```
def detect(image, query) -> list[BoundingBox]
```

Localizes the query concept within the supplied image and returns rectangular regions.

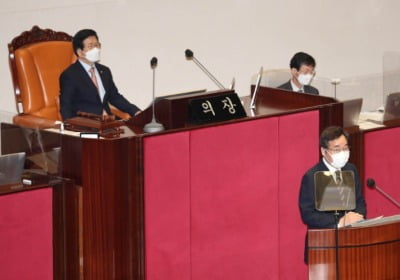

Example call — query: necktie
[335,170,342,184]
[89,67,99,90]
[298,89,304,93]
[89,66,107,117]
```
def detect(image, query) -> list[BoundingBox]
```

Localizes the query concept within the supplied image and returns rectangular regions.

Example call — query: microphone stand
[143,57,164,133]
[250,66,263,109]
[366,178,400,208]
[334,211,340,280]
[185,49,225,89]
[374,186,400,208]
[331,78,340,100]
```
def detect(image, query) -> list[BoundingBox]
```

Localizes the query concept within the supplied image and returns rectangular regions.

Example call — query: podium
[308,219,400,279]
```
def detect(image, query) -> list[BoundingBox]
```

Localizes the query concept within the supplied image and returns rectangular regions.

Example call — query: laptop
[359,92,400,126]
[383,91,400,122]
[0,152,26,185]
[342,98,363,127]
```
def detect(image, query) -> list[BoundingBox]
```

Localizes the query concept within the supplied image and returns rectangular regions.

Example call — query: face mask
[297,73,313,86]
[329,150,350,169]
[85,47,101,63]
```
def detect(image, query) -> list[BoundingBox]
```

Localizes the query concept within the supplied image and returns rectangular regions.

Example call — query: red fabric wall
[0,188,53,280]
[277,113,319,279]
[364,127,400,217]
[144,111,319,280]
[189,118,280,279]
[144,132,191,280]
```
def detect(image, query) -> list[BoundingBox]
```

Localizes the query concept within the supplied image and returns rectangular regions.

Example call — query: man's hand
[338,211,364,227]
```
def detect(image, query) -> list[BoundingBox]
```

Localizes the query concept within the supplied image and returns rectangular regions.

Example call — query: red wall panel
[364,127,400,217]
[277,111,319,279]
[190,118,279,280]
[0,188,53,280]
[144,132,191,280]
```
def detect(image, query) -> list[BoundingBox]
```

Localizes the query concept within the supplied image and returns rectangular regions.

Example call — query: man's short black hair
[320,126,349,149]
[72,29,99,56]
[290,52,316,71]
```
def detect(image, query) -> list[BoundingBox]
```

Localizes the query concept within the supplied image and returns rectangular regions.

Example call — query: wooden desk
[308,220,400,279]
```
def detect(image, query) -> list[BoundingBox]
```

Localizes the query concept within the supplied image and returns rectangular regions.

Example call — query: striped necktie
[335,170,342,184]
[89,66,107,117]
[89,67,99,91]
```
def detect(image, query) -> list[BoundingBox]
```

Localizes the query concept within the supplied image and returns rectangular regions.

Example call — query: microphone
[185,49,226,89]
[250,66,263,109]
[143,57,165,133]
[229,77,235,90]
[366,178,400,208]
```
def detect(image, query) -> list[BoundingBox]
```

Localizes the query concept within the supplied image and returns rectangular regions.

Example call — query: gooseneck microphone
[185,49,225,89]
[250,66,263,109]
[143,57,165,133]
[366,178,400,208]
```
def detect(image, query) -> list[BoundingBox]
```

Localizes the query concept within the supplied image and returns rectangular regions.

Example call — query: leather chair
[8,26,76,128]
[250,69,291,88]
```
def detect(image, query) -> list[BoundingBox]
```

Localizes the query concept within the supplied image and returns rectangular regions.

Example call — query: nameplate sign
[188,93,247,124]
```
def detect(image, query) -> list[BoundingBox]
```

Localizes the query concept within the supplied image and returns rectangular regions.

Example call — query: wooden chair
[8,25,76,128]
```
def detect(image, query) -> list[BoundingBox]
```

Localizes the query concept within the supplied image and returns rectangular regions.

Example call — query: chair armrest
[13,114,57,129]
[110,105,131,120]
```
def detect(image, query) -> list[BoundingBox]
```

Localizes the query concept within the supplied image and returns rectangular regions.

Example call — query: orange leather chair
[8,26,76,128]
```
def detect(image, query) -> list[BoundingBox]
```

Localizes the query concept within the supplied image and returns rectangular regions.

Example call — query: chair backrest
[250,69,291,88]
[8,26,76,122]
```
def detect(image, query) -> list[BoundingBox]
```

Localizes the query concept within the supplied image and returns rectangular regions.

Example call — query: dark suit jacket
[60,61,140,120]
[278,80,319,95]
[299,160,367,263]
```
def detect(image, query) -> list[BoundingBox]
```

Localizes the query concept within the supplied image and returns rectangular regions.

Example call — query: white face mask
[297,73,313,86]
[85,47,101,63]
[329,150,350,169]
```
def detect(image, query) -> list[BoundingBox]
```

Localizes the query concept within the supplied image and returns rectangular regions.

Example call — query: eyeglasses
[84,42,101,50]
[327,146,350,154]
[298,70,316,76]
[297,65,316,76]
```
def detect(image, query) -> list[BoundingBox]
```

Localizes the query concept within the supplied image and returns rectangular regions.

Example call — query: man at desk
[278,52,319,95]
[60,29,141,120]
[299,126,366,261]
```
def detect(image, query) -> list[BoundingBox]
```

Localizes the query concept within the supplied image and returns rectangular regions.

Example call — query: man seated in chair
[59,29,141,120]
[278,52,319,95]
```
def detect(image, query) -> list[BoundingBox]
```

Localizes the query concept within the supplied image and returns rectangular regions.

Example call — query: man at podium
[298,126,366,261]
[299,126,366,228]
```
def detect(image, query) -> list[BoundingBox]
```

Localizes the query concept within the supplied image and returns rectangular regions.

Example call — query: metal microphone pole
[367,178,400,208]
[250,66,263,109]
[331,78,340,100]
[185,49,226,89]
[375,186,400,208]
[143,57,165,133]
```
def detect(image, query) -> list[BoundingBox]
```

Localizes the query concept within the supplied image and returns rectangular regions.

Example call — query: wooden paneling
[308,222,400,279]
